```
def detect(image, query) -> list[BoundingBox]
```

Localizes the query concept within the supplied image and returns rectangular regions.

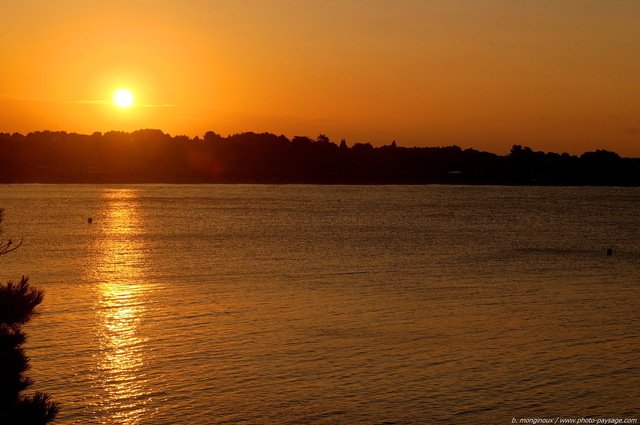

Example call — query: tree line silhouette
[1,130,639,185]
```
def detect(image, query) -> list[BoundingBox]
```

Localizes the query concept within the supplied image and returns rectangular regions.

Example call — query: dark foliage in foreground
[0,209,60,424]
[0,281,60,424]
[1,130,639,185]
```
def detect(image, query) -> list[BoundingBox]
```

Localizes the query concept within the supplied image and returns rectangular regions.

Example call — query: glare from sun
[113,89,134,108]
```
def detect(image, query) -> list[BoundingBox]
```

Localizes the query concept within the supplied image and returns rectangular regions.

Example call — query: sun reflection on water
[90,189,153,424]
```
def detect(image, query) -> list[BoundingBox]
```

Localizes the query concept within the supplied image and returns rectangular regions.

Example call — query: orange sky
[1,0,639,155]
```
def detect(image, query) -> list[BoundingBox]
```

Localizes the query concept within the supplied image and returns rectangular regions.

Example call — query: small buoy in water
[88,217,93,224]
[606,248,613,256]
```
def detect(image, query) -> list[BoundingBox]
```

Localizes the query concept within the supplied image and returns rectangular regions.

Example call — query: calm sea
[0,184,638,424]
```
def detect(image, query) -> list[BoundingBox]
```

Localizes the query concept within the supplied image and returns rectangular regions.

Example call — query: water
[0,184,638,424]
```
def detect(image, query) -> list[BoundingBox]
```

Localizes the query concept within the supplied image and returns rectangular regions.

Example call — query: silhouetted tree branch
[0,210,60,424]
[0,209,22,256]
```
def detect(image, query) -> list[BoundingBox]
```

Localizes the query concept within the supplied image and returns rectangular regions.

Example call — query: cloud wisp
[0,94,174,108]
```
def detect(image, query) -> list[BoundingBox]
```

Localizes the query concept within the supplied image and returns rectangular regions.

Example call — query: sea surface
[0,184,638,424]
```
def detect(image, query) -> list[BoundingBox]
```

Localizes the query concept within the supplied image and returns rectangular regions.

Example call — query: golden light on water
[91,189,152,424]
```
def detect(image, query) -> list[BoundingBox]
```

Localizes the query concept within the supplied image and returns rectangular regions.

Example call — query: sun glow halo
[113,89,134,108]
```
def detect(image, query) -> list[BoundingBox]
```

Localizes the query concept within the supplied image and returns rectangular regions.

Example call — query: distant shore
[2,130,639,186]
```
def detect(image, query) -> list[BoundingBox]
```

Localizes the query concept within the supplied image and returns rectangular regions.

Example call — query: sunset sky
[2,0,639,155]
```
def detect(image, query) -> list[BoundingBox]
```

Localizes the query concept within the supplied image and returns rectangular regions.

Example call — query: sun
[113,89,134,108]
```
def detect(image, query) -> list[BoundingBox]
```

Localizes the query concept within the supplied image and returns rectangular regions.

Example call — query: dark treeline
[1,129,639,185]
